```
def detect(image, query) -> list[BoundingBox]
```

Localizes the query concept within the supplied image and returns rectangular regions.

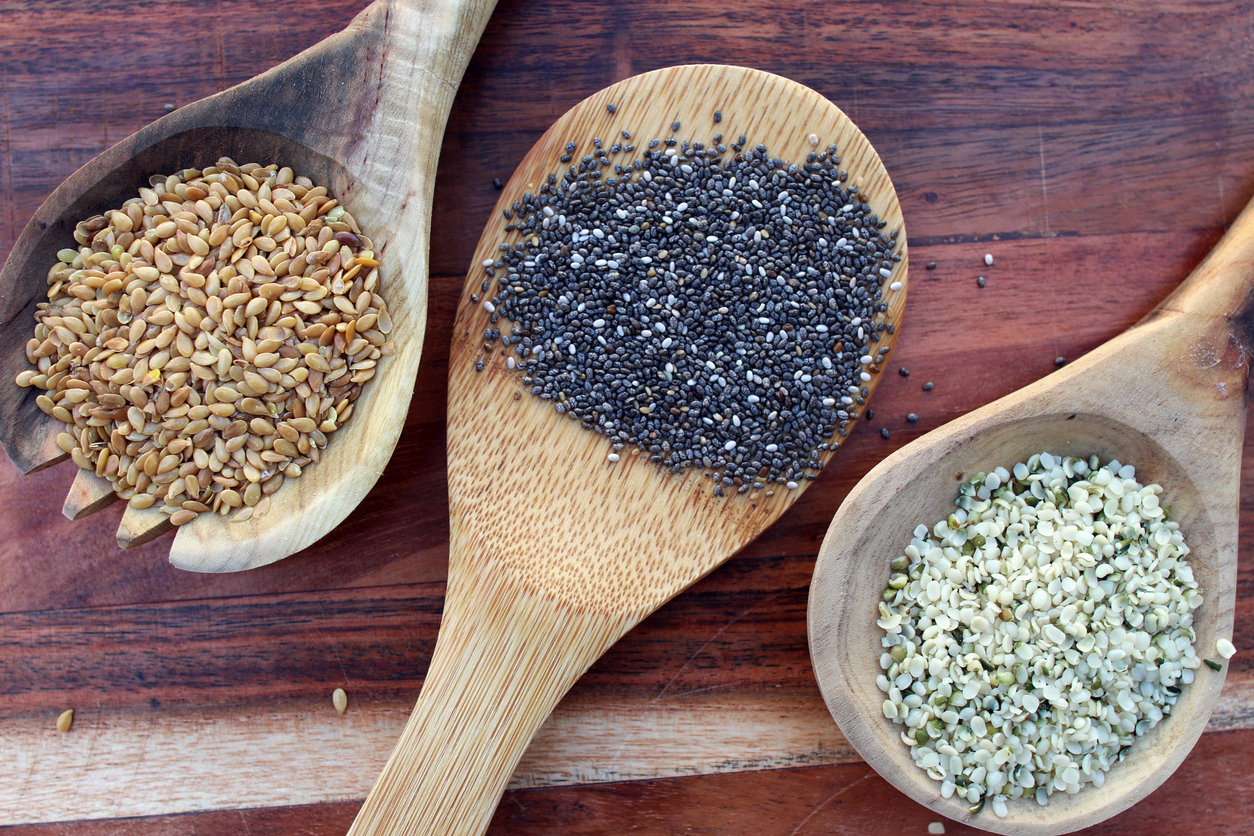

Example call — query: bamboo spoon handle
[1151,193,1254,341]
[347,565,631,836]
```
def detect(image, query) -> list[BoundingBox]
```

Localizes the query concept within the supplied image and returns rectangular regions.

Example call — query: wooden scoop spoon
[345,64,907,835]
[808,197,1254,832]
[0,0,497,572]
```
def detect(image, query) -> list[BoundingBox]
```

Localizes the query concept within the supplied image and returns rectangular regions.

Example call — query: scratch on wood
[646,596,775,708]
[1038,120,1050,237]
[0,83,12,258]
[785,772,875,835]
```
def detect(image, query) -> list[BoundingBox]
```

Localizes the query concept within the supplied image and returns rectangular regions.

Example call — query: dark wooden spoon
[0,0,498,571]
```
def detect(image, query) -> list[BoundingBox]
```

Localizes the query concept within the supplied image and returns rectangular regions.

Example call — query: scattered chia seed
[713,110,723,123]
[607,103,617,114]
[899,367,910,377]
[672,120,681,132]
[923,381,934,391]
[1055,357,1067,367]
[492,178,503,190]
[881,427,891,439]
[906,413,918,423]
[925,262,937,270]
[471,131,901,491]
[866,409,875,421]
[977,276,986,288]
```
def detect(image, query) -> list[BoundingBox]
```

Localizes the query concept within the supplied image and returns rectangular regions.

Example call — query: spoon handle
[347,566,630,836]
[1152,193,1254,346]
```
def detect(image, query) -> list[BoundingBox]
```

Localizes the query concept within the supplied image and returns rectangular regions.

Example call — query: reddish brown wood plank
[5,2,1254,273]
[0,227,1241,613]
[2,0,1254,830]
[3,552,1251,821]
[4,729,1252,835]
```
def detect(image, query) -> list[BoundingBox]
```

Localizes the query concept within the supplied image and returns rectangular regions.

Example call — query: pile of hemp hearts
[15,158,393,526]
[475,126,902,495]
[877,453,1202,817]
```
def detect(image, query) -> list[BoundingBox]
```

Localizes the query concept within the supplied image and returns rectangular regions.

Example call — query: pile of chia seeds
[474,125,901,495]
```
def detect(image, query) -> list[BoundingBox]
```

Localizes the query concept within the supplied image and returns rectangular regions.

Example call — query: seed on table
[880,428,891,439]
[333,687,349,715]
[923,382,934,391]
[1055,357,1067,367]
[927,824,945,835]
[492,178,503,189]
[976,276,985,288]
[56,709,74,733]
[899,367,909,377]
[984,253,994,266]
[907,413,918,423]
[926,262,937,270]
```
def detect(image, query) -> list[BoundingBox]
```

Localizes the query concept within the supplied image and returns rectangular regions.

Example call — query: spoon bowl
[808,196,1252,833]
[0,0,498,571]
[346,63,907,835]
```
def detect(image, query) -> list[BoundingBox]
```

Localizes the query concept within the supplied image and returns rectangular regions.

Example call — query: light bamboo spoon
[808,197,1254,833]
[346,64,907,835]
[0,0,497,571]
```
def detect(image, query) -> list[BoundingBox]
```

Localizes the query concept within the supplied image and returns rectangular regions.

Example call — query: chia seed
[925,262,937,270]
[899,367,910,377]
[881,428,891,439]
[1055,357,1067,367]
[977,276,986,288]
[907,413,918,423]
[923,381,934,391]
[607,103,617,114]
[470,131,901,491]
[492,178,503,190]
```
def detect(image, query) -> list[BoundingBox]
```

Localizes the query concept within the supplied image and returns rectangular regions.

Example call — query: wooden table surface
[3,0,1253,833]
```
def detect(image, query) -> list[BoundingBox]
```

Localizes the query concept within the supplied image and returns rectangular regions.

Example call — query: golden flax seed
[15,159,395,532]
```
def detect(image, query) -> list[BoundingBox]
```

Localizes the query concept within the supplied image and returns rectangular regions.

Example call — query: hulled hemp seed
[877,453,1201,815]
[473,130,903,493]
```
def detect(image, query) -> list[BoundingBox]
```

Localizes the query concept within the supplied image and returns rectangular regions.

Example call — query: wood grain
[5,729,1254,835]
[2,0,1254,833]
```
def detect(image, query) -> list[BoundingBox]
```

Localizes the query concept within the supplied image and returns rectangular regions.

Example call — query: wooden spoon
[0,0,498,572]
[808,198,1254,833]
[346,64,907,835]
